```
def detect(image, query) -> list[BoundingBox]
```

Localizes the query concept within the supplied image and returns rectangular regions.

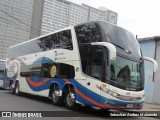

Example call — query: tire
[15,82,20,96]
[51,85,63,105]
[101,108,109,112]
[9,81,14,94]
[65,88,77,109]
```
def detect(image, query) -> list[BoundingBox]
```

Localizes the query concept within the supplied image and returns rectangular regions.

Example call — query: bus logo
[7,61,18,78]
[50,66,57,77]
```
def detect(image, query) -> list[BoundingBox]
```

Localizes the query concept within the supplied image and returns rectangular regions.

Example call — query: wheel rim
[10,85,13,92]
[52,90,59,103]
[66,92,75,106]
[15,85,19,94]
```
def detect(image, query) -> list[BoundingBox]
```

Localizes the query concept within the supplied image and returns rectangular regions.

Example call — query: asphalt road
[0,89,158,120]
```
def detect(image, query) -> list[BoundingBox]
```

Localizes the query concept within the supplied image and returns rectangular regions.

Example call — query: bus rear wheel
[15,82,20,96]
[65,88,77,109]
[9,81,14,94]
[51,85,63,105]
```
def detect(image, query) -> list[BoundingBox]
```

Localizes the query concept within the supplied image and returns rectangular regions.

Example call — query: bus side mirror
[143,56,158,72]
[91,42,116,60]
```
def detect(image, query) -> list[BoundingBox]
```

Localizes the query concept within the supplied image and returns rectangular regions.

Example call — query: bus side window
[56,63,75,79]
[41,63,53,78]
[75,23,102,44]
[20,64,31,77]
[40,63,75,79]
[30,64,42,77]
[89,59,103,80]
[81,46,105,81]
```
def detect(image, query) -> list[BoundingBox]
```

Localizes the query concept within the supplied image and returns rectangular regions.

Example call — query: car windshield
[106,55,144,91]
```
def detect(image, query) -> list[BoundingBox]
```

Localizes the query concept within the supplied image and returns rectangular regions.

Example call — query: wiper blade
[111,43,132,54]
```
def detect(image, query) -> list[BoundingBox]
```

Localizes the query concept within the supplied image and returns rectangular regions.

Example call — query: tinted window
[37,30,73,51]
[41,63,75,79]
[8,30,73,58]
[75,23,102,45]
[30,64,42,77]
[20,62,75,79]
[20,64,31,77]
[81,46,104,80]
[56,63,75,79]
[100,22,141,57]
[41,63,53,78]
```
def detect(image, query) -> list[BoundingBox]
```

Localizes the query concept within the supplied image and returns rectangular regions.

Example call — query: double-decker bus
[6,21,158,110]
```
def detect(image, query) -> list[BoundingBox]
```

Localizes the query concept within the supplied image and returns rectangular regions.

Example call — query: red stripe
[75,88,142,109]
[26,77,51,87]
[62,79,142,109]
[63,78,71,84]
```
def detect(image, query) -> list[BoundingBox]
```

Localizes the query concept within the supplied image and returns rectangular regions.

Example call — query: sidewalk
[140,103,160,111]
[119,103,160,118]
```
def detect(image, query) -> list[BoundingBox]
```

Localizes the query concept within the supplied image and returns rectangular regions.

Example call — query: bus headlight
[112,93,118,97]
[107,90,119,98]
[140,94,145,99]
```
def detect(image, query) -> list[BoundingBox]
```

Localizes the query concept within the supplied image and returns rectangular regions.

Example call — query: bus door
[82,46,106,105]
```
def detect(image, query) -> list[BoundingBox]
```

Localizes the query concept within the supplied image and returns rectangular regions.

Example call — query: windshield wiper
[111,43,132,54]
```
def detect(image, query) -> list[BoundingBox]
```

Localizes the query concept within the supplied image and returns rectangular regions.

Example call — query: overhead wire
[0,8,41,34]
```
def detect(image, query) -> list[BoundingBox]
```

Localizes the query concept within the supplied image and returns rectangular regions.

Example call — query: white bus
[0,59,5,88]
[6,21,158,110]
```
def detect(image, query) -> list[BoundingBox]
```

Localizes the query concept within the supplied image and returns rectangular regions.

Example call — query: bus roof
[8,21,131,49]
[0,59,5,62]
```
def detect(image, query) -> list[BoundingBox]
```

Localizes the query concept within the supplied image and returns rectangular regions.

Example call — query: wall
[152,40,160,104]
[139,40,156,103]
[30,0,44,39]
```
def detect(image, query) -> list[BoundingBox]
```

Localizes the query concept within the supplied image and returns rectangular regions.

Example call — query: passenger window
[81,46,105,81]
[41,63,53,78]
[20,64,31,77]
[56,63,75,79]
[75,23,102,45]
[41,63,75,79]
[37,30,73,51]
[30,64,42,77]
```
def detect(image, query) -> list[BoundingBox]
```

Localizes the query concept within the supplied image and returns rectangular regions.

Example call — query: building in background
[41,0,118,35]
[138,36,160,104]
[0,0,117,59]
[0,0,35,59]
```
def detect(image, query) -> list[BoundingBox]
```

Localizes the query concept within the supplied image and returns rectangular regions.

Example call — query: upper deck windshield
[100,22,141,57]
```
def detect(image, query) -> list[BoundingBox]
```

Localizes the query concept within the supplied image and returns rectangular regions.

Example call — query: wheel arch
[62,82,77,99]
[48,81,61,97]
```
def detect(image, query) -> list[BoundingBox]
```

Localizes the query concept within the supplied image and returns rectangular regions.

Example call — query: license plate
[127,104,133,108]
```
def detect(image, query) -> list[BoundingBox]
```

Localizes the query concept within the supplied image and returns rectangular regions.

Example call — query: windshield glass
[100,22,141,57]
[107,55,144,91]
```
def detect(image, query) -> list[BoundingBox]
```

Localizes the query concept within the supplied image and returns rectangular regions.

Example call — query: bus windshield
[107,55,144,91]
[100,22,141,57]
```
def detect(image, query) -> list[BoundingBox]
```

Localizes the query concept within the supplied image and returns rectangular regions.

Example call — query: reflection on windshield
[107,56,144,91]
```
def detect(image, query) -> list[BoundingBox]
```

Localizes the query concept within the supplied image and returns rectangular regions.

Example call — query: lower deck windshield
[107,55,144,91]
